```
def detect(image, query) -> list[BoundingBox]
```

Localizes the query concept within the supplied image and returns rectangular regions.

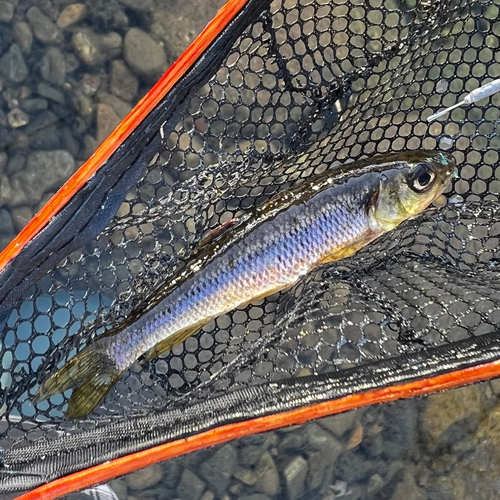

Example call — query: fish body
[35,151,455,417]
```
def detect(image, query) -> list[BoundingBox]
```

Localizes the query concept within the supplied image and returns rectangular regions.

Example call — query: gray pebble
[57,3,86,29]
[12,150,75,204]
[108,479,127,500]
[0,151,6,173]
[0,208,14,236]
[24,110,59,150]
[278,433,306,454]
[10,205,32,233]
[37,82,65,104]
[41,47,66,86]
[96,103,120,145]
[199,493,214,500]
[12,22,33,54]
[123,28,166,79]
[367,473,385,496]
[0,1,14,23]
[118,0,154,12]
[284,456,308,500]
[254,451,280,497]
[6,153,25,175]
[110,60,138,102]
[26,7,63,45]
[238,496,272,500]
[21,97,48,113]
[97,92,132,119]
[72,29,122,67]
[81,73,101,97]
[177,468,206,500]
[0,108,6,127]
[239,445,264,467]
[200,444,238,496]
[65,53,79,73]
[7,108,29,128]
[0,44,28,83]
[319,411,357,438]
[124,464,162,490]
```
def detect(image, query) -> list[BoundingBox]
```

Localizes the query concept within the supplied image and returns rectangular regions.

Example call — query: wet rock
[238,496,272,500]
[422,385,485,450]
[72,29,122,67]
[0,208,14,236]
[284,456,308,500]
[382,400,418,459]
[200,492,215,500]
[110,60,138,102]
[278,433,305,454]
[335,452,377,483]
[41,47,66,86]
[319,411,357,438]
[24,110,59,149]
[0,1,14,23]
[97,92,132,119]
[306,422,343,453]
[7,153,25,175]
[234,467,257,486]
[390,464,426,500]
[96,103,120,144]
[307,451,325,491]
[0,108,7,127]
[367,473,385,496]
[118,0,154,12]
[254,451,280,497]
[27,7,63,45]
[239,445,264,466]
[177,468,205,500]
[21,97,48,113]
[123,28,166,79]
[7,108,29,128]
[81,73,101,97]
[0,44,28,83]
[37,82,65,104]
[200,444,238,496]
[125,463,162,490]
[57,3,86,29]
[108,479,127,499]
[12,22,33,53]
[0,152,6,174]
[12,150,74,204]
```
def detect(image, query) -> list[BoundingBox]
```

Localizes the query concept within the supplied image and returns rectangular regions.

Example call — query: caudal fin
[34,345,122,418]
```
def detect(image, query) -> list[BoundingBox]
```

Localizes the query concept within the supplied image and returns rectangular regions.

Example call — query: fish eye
[410,163,435,192]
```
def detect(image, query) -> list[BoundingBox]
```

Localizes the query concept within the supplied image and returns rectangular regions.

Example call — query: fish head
[372,151,456,231]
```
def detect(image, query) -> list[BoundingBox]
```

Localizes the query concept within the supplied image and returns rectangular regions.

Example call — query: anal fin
[142,319,211,362]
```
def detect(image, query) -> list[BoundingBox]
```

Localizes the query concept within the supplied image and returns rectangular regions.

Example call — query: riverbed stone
[284,456,308,500]
[200,444,238,496]
[110,60,138,102]
[0,44,28,83]
[254,451,280,497]
[177,468,205,500]
[12,22,33,54]
[27,7,63,44]
[7,108,29,128]
[125,464,163,490]
[57,3,86,28]
[12,150,74,204]
[37,82,65,104]
[72,29,122,67]
[0,1,14,23]
[41,47,66,86]
[96,103,120,144]
[123,28,166,79]
[0,208,14,236]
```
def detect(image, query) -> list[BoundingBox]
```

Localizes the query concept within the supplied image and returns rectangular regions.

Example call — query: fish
[34,150,455,417]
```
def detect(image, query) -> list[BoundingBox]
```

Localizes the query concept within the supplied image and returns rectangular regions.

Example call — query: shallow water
[1,1,500,500]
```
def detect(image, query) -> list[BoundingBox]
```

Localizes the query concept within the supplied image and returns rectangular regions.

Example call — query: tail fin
[34,345,122,418]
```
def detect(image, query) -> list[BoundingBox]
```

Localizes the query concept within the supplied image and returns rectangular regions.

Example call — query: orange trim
[15,358,500,500]
[0,0,252,274]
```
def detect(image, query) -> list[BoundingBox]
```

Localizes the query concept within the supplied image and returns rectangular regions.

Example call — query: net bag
[2,0,500,496]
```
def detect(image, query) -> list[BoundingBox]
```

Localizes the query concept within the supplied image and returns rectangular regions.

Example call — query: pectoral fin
[316,229,383,265]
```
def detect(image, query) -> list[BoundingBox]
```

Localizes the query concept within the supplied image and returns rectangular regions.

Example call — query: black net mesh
[2,0,500,492]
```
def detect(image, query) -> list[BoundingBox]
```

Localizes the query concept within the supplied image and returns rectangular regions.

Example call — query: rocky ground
[104,380,500,500]
[0,0,225,250]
